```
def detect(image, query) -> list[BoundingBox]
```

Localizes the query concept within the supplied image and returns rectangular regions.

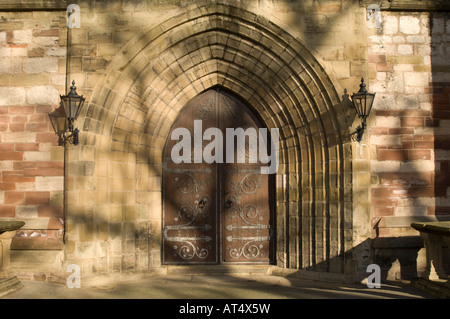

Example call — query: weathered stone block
[397,44,413,55]
[35,176,64,191]
[23,57,58,74]
[13,30,32,44]
[26,85,59,105]
[383,15,398,35]
[399,16,421,35]
[0,87,26,106]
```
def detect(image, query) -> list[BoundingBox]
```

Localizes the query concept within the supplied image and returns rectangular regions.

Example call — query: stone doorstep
[166,264,271,276]
[269,266,358,285]
[413,278,450,299]
[0,275,23,298]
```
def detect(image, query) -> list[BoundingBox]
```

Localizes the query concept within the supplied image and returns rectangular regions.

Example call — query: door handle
[224,198,233,208]
[198,198,206,209]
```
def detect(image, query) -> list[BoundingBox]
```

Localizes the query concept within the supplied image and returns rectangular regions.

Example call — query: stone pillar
[420,232,448,280]
[0,231,16,274]
[0,221,25,297]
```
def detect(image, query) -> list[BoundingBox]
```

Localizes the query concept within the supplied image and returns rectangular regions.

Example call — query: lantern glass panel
[352,92,375,120]
[352,96,364,118]
[55,116,68,134]
[365,93,375,118]
[61,97,84,120]
[60,81,85,121]
[49,106,68,135]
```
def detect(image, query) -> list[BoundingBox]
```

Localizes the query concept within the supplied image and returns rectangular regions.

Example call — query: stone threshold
[162,265,357,284]
[412,277,450,299]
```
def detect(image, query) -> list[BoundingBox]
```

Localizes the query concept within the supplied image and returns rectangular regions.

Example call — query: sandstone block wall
[0,9,66,276]
[0,0,448,282]
[58,0,364,278]
[367,10,450,279]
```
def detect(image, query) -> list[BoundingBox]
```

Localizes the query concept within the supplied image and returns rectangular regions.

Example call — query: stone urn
[0,221,25,297]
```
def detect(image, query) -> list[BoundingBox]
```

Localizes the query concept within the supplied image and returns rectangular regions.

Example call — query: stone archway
[65,2,353,276]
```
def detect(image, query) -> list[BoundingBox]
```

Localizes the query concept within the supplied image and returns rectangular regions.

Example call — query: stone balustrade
[0,220,25,297]
[411,221,450,281]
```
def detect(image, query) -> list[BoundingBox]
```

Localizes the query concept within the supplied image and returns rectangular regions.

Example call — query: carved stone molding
[0,0,68,11]
[360,0,450,11]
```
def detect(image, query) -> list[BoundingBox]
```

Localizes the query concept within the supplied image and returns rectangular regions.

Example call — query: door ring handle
[225,199,233,208]
[198,198,206,209]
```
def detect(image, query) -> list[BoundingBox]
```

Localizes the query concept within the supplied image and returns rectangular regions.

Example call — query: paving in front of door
[3,273,433,299]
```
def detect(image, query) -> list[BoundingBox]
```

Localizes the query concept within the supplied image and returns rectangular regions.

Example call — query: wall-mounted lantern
[49,80,85,145]
[351,78,375,143]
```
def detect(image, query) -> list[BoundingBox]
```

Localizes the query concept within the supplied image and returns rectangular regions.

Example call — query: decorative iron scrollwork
[224,172,269,260]
[227,173,261,196]
[226,237,269,259]
[174,173,208,194]
[165,173,213,261]
[173,242,210,260]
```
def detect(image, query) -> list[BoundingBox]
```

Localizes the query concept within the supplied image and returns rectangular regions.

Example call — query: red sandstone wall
[0,11,66,251]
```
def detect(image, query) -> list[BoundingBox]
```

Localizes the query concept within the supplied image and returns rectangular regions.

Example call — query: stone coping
[375,215,450,228]
[360,0,450,11]
[0,219,63,250]
[411,221,450,237]
[0,0,68,11]
[0,221,25,235]
[0,218,63,230]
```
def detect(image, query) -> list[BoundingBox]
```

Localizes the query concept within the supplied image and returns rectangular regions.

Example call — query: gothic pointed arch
[68,2,354,274]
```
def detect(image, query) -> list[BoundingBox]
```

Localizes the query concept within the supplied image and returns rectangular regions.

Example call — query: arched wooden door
[162,88,274,264]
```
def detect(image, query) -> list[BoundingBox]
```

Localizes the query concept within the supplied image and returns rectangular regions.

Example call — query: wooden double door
[162,88,274,264]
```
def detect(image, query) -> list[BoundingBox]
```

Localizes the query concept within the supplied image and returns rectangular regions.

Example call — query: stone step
[166,264,271,275]
[0,276,23,298]
[413,278,450,299]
